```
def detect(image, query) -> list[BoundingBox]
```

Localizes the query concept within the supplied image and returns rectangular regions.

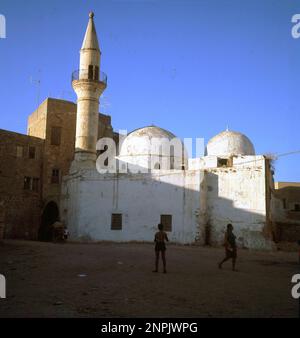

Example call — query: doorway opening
[38,201,59,241]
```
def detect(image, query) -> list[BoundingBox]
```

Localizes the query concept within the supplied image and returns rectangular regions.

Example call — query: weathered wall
[0,98,115,240]
[61,155,276,249]
[202,155,274,250]
[0,129,44,239]
[42,99,77,205]
[27,100,48,139]
[61,169,204,244]
[28,98,115,207]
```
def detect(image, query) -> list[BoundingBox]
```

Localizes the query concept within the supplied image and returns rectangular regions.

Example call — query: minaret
[72,12,107,168]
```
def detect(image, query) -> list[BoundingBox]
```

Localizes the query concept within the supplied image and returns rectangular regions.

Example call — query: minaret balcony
[71,69,107,88]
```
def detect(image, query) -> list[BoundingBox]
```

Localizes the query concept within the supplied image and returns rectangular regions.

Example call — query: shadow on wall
[63,157,274,249]
[204,172,273,250]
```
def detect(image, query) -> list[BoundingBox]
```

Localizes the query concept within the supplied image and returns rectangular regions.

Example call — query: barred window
[111,213,122,230]
[160,214,172,232]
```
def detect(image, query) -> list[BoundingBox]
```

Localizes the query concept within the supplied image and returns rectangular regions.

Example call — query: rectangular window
[217,158,229,167]
[24,177,31,190]
[88,65,93,80]
[29,146,36,159]
[160,214,172,232]
[51,169,60,184]
[111,213,122,230]
[32,178,39,192]
[50,127,62,146]
[94,66,99,81]
[16,145,23,158]
[295,204,300,212]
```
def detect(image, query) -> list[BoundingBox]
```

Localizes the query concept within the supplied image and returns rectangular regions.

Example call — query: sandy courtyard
[0,240,299,318]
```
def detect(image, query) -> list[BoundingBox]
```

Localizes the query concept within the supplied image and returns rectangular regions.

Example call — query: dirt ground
[0,240,299,318]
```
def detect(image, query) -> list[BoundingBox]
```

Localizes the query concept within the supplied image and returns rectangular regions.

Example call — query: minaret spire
[81,12,100,51]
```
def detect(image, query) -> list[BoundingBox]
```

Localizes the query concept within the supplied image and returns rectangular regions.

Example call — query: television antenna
[30,69,42,108]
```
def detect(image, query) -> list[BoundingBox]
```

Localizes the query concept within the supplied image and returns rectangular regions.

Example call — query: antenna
[30,69,42,108]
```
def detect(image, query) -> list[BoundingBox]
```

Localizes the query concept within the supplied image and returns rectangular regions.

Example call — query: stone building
[0,129,43,239]
[0,97,115,240]
[271,182,300,242]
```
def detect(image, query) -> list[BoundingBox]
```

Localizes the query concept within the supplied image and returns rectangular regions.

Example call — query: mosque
[60,12,276,250]
[1,12,299,249]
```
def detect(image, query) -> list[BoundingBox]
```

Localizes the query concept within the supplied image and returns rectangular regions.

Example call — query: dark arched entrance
[38,201,59,241]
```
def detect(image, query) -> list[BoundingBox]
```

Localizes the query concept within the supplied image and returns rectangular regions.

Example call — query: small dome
[119,125,188,171]
[206,130,255,157]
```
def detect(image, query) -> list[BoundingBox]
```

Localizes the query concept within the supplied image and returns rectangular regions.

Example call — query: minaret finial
[89,11,94,19]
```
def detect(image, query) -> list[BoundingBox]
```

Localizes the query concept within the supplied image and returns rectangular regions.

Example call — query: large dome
[118,125,188,171]
[206,130,255,157]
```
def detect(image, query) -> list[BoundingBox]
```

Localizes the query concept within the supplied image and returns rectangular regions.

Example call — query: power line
[276,150,300,158]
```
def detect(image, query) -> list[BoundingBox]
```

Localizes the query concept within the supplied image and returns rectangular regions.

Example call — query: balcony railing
[71,69,107,86]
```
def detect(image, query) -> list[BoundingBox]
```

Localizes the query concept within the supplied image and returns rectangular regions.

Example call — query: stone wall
[271,182,300,242]
[0,129,44,239]
[1,97,115,240]
[28,97,115,207]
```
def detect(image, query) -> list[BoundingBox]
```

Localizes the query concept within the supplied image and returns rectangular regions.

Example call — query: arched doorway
[38,201,59,241]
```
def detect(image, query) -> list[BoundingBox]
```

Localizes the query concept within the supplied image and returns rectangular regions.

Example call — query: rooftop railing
[71,69,107,86]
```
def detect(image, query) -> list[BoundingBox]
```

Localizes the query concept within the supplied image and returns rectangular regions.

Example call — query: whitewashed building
[61,13,275,250]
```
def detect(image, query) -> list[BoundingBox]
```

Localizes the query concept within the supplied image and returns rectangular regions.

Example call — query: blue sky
[0,0,299,181]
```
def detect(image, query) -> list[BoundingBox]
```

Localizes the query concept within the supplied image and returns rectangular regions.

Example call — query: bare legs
[162,251,166,273]
[219,255,236,271]
[153,250,167,273]
[153,251,159,272]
